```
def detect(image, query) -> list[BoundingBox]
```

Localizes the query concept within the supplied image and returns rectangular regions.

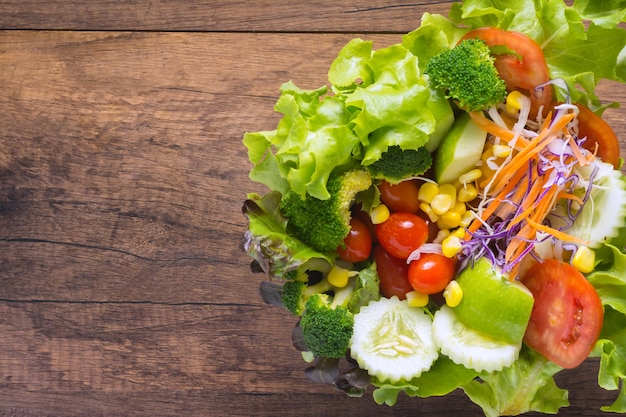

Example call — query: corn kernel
[443,280,463,307]
[370,203,390,225]
[406,290,429,308]
[458,169,482,185]
[505,90,526,113]
[418,182,439,203]
[419,202,439,222]
[452,227,467,239]
[430,193,454,215]
[572,245,595,274]
[327,265,351,288]
[457,184,478,202]
[441,235,463,258]
[492,144,512,158]
[438,183,457,200]
[437,211,462,229]
[459,211,474,228]
[453,200,467,215]
[433,228,451,244]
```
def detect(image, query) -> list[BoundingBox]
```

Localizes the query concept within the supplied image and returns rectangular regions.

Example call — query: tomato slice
[373,245,413,300]
[575,103,620,169]
[337,217,372,263]
[408,253,456,295]
[460,27,551,117]
[520,259,604,369]
[375,212,429,260]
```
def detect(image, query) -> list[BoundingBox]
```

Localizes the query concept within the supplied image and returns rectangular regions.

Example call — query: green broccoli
[299,282,356,358]
[280,170,372,252]
[281,273,333,316]
[365,145,432,184]
[425,38,507,112]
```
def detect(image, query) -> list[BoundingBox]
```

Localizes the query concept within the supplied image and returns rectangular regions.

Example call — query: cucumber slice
[432,305,522,373]
[350,296,438,383]
[550,161,626,248]
[433,112,488,184]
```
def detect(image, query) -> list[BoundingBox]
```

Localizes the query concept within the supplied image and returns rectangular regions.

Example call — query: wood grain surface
[0,1,624,416]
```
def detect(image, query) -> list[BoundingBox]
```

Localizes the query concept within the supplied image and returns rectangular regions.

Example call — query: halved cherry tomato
[460,27,551,117]
[408,253,456,294]
[520,259,604,369]
[375,212,429,260]
[373,245,413,300]
[379,179,421,213]
[575,103,620,168]
[337,217,372,263]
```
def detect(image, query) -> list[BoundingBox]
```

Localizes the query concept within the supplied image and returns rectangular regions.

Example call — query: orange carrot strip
[525,217,589,245]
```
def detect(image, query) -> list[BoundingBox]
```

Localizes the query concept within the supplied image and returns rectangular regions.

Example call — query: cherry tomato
[337,217,372,263]
[375,212,429,260]
[520,259,604,369]
[408,253,456,294]
[460,27,551,117]
[575,103,620,169]
[352,207,377,242]
[378,179,421,213]
[373,245,413,300]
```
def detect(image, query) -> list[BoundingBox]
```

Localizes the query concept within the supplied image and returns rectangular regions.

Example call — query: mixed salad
[242,1,626,416]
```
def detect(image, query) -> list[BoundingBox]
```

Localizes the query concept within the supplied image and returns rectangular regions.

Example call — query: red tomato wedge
[520,259,604,369]
[460,27,551,117]
[575,103,621,169]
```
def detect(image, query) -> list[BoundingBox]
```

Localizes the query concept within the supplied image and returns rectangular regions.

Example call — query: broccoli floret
[300,286,355,358]
[365,145,432,184]
[281,274,333,316]
[425,38,507,112]
[280,170,372,252]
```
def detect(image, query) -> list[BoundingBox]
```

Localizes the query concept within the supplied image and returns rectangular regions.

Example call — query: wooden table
[1,1,624,416]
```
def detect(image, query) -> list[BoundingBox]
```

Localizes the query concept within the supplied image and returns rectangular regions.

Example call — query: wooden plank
[0,30,399,303]
[0,302,618,416]
[0,0,453,32]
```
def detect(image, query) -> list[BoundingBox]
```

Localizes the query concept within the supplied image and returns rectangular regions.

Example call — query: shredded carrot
[466,107,593,280]
[469,111,517,143]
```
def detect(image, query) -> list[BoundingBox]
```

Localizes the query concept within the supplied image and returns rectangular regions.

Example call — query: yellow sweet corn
[406,290,429,308]
[420,202,439,222]
[458,169,482,185]
[327,265,351,288]
[505,90,526,113]
[418,182,439,203]
[492,144,512,158]
[438,211,462,230]
[443,280,463,307]
[572,245,595,274]
[430,193,454,215]
[441,235,463,258]
[457,184,478,202]
[370,203,390,225]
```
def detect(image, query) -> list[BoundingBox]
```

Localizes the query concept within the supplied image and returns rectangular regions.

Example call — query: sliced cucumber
[550,161,626,248]
[432,305,521,373]
[433,112,488,185]
[350,296,438,383]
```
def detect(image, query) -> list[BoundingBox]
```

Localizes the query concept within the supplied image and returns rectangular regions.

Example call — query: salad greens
[243,0,626,415]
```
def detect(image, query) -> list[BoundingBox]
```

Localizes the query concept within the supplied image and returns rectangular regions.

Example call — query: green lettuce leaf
[594,307,626,412]
[461,347,568,417]
[242,191,332,279]
[372,356,479,406]
[404,0,626,109]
